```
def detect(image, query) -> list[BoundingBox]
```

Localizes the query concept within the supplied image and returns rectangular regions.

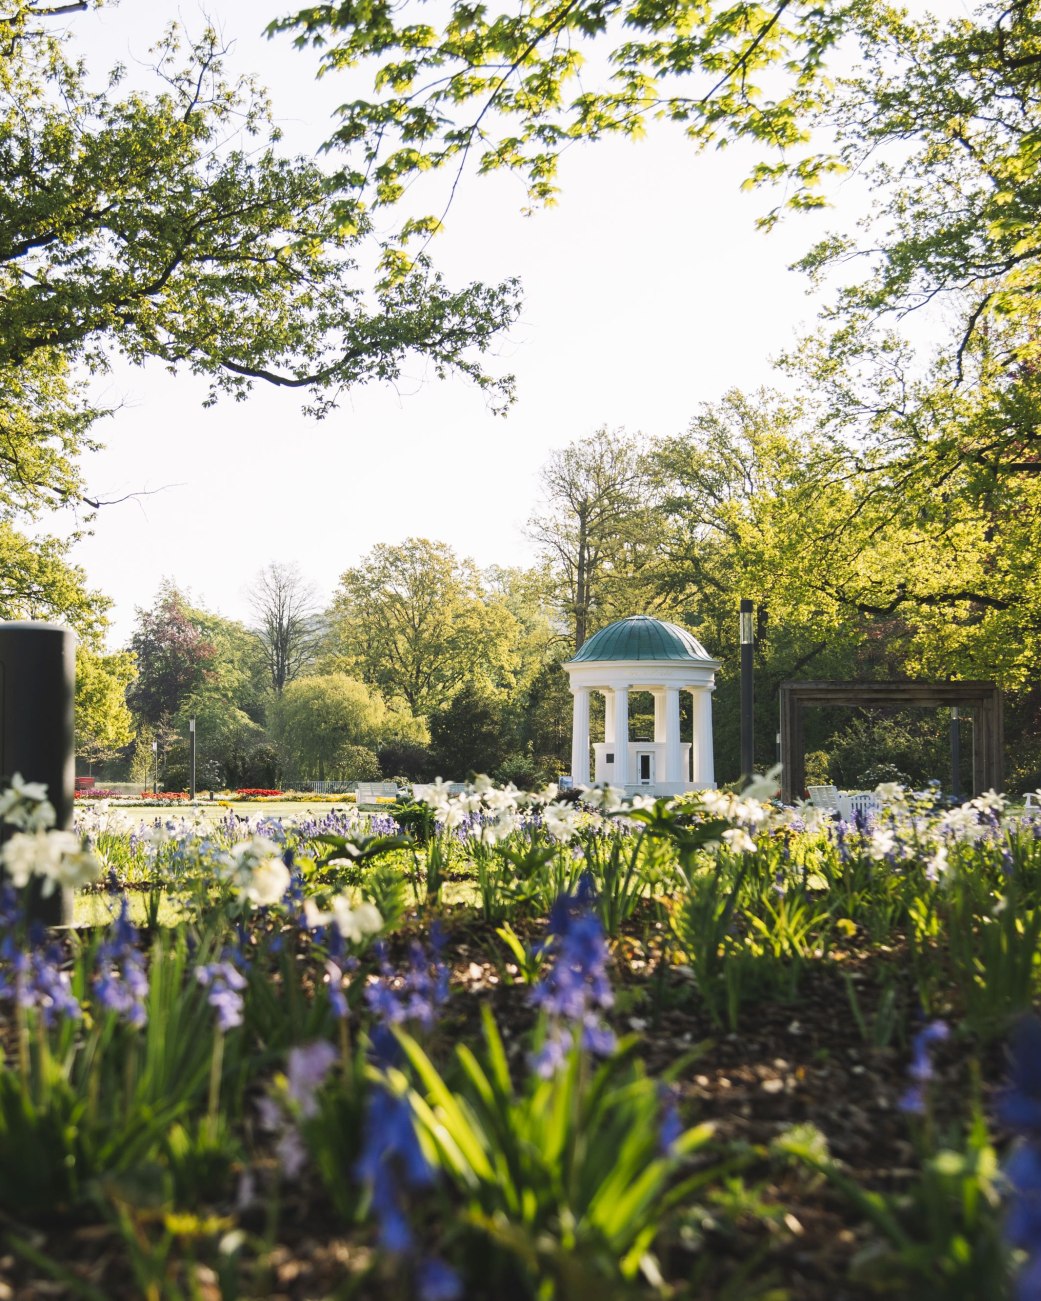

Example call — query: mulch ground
[0,910,1013,1300]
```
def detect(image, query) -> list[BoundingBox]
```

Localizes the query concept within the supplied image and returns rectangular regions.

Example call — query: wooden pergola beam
[778,680,1003,803]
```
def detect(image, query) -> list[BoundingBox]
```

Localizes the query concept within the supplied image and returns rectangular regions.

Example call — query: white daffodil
[231,835,283,865]
[874,782,906,804]
[700,789,734,820]
[543,801,581,841]
[971,789,1006,814]
[868,826,897,860]
[418,777,453,809]
[484,784,520,814]
[722,827,757,855]
[743,765,782,802]
[51,846,103,894]
[733,796,770,827]
[939,805,982,843]
[1,828,97,894]
[482,811,519,845]
[925,844,949,883]
[303,895,383,943]
[792,801,830,835]
[331,897,383,943]
[242,856,291,907]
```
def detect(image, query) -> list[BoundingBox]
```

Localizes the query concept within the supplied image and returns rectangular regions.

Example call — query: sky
[63,0,846,647]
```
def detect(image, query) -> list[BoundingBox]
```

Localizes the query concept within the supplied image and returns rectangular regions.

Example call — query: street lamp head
[739,598,754,646]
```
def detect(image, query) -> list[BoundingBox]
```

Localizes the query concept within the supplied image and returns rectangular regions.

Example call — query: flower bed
[2,774,1041,1296]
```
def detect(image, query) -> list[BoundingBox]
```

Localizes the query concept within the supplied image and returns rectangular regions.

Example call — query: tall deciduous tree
[324,538,519,716]
[0,3,521,623]
[126,585,219,728]
[528,428,652,651]
[270,673,422,781]
[75,646,136,771]
[249,561,321,695]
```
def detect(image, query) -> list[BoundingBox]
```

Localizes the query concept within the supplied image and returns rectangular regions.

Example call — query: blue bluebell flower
[898,1020,949,1115]
[416,1256,462,1301]
[356,1083,433,1252]
[998,1016,1041,1297]
[998,1016,1041,1134]
[94,896,148,1027]
[531,879,615,1076]
[196,960,247,1032]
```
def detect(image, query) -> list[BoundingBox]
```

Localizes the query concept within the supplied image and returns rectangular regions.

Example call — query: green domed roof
[568,616,712,663]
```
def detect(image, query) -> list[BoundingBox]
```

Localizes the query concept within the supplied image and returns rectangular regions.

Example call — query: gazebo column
[653,690,666,742]
[570,687,591,786]
[692,687,715,787]
[663,686,682,784]
[613,685,630,786]
[604,689,616,748]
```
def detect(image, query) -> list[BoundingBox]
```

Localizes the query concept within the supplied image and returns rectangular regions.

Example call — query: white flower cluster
[697,768,785,855]
[0,774,102,895]
[302,895,383,943]
[417,775,576,845]
[228,835,291,907]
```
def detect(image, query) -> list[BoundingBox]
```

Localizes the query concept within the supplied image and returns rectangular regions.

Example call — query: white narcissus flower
[733,797,770,827]
[543,801,581,841]
[52,847,103,894]
[242,857,291,907]
[480,811,518,845]
[484,784,520,814]
[926,844,949,883]
[302,896,383,944]
[722,827,757,855]
[742,765,782,802]
[231,836,283,865]
[2,828,99,894]
[10,773,50,803]
[868,827,897,861]
[792,802,830,835]
[875,782,906,804]
[331,897,383,943]
[700,789,735,819]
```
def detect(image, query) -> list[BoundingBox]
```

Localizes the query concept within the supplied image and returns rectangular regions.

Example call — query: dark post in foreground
[0,621,75,925]
[739,598,754,784]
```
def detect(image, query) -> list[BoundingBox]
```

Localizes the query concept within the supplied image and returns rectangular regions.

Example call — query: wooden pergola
[778,680,1003,804]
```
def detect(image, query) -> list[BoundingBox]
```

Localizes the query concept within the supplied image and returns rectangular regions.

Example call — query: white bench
[807,784,881,822]
[355,781,401,806]
[1025,792,1041,817]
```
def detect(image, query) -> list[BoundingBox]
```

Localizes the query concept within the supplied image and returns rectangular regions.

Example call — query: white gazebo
[563,615,720,796]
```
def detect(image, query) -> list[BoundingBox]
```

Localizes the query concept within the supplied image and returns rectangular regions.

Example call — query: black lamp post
[740,598,754,783]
